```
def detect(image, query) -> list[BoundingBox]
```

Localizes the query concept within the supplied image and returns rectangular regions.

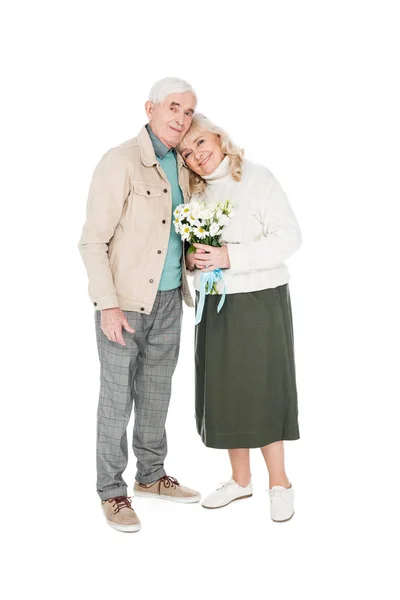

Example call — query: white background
[1,1,399,598]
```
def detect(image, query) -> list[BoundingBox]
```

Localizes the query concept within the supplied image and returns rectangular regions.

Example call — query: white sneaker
[201,479,253,509]
[269,485,294,522]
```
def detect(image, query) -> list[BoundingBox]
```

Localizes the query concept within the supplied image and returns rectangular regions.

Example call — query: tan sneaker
[101,496,141,532]
[134,475,201,503]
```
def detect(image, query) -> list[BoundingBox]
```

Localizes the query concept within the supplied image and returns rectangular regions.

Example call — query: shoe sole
[134,491,201,503]
[272,511,295,523]
[107,520,141,532]
[202,493,253,509]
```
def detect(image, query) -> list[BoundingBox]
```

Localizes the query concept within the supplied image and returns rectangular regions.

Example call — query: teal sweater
[146,125,183,291]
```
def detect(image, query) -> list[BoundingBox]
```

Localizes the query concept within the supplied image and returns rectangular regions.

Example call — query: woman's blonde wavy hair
[178,113,244,195]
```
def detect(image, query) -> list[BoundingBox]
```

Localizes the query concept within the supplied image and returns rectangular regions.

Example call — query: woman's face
[180,130,225,177]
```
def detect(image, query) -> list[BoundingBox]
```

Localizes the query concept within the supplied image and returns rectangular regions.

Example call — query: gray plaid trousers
[95,288,183,500]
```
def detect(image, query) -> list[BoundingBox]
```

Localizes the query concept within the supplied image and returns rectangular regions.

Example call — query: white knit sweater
[190,156,302,294]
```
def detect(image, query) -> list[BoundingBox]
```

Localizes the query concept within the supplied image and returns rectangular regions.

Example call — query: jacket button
[147,190,150,195]
[163,189,168,193]
[157,250,162,254]
[140,307,145,311]
[94,302,97,306]
[149,279,154,283]
[162,219,166,224]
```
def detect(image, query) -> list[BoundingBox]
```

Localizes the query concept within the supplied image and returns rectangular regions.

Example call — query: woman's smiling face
[180,130,225,177]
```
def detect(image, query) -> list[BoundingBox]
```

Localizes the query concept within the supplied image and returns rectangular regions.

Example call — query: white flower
[209,222,221,237]
[189,201,201,219]
[218,214,231,227]
[215,208,223,219]
[180,205,191,219]
[202,208,214,220]
[193,226,207,240]
[174,204,186,218]
[196,203,214,221]
[180,224,192,241]
[188,214,200,227]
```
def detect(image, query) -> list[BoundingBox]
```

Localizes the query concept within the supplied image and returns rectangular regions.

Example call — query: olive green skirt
[195,284,300,449]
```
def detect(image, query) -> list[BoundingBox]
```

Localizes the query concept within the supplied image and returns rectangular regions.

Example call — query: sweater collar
[202,155,231,183]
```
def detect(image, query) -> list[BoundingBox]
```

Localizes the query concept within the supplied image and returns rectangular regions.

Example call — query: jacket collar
[176,149,185,169]
[138,126,157,166]
[138,125,186,169]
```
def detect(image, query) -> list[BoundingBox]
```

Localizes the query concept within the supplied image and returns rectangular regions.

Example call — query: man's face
[145,92,197,148]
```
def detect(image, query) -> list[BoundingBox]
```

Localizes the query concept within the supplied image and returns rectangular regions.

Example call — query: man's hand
[101,308,135,346]
[192,243,231,272]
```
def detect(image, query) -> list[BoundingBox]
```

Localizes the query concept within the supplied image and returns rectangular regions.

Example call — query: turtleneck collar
[202,155,231,182]
[146,124,174,159]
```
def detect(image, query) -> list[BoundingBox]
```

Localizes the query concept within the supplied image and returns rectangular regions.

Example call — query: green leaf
[187,245,196,255]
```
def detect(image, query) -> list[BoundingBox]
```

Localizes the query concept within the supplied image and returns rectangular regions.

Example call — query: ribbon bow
[195,269,226,325]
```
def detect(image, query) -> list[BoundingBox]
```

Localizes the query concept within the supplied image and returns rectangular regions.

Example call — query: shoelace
[159,475,179,492]
[217,480,234,490]
[108,496,133,514]
[269,488,290,500]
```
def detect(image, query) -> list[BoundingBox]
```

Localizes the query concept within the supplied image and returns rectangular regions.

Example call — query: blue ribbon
[195,269,226,326]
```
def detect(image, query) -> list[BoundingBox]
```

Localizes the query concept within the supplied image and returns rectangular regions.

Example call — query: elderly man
[79,77,200,532]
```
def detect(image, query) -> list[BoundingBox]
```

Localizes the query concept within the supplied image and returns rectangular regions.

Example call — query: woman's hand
[192,243,231,272]
[185,250,197,271]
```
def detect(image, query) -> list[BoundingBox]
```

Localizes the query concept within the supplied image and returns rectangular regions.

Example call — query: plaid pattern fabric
[95,288,183,500]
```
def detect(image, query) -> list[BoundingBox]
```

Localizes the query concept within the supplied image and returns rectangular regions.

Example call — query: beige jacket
[78,126,194,313]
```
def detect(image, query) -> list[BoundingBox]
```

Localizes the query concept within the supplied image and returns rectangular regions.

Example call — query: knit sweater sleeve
[227,172,302,275]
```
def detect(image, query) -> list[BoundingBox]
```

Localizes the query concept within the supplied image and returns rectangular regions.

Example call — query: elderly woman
[178,114,302,521]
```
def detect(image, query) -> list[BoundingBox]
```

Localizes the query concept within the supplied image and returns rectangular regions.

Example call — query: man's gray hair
[148,77,197,105]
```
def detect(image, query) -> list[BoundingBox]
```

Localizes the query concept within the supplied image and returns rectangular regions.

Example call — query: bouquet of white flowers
[173,199,235,324]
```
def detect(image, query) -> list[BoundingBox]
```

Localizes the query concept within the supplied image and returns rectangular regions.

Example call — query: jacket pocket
[132,182,163,226]
[133,181,163,199]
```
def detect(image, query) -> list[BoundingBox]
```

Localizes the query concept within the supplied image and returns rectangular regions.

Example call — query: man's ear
[145,100,153,120]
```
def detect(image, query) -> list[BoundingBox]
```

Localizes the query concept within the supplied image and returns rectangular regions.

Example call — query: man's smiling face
[146,92,196,148]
